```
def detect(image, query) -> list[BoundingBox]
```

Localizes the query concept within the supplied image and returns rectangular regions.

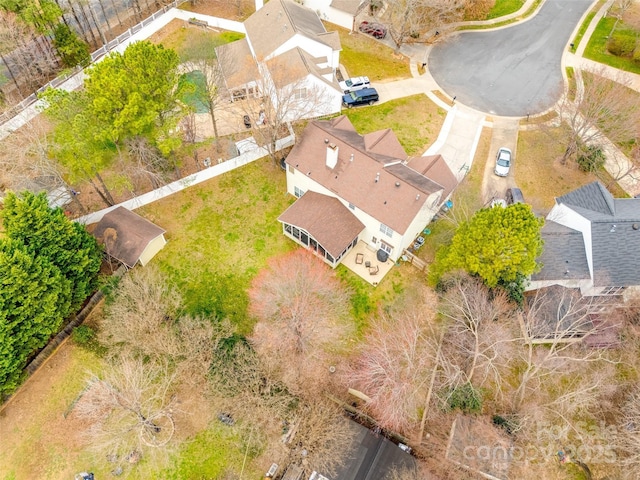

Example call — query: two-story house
[529,181,640,297]
[278,116,457,268]
[216,0,343,118]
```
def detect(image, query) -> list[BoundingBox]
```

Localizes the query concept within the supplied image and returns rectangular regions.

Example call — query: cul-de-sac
[1,0,640,479]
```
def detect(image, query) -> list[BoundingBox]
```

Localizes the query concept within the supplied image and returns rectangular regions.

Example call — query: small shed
[91,207,166,268]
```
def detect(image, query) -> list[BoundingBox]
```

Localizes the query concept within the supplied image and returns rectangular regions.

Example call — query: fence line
[0,0,188,128]
[76,134,296,225]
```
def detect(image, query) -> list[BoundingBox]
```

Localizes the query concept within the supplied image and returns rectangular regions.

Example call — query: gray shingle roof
[553,181,640,287]
[556,181,615,217]
[531,221,590,282]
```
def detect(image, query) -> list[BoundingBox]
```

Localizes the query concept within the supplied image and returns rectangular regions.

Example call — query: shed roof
[91,207,165,268]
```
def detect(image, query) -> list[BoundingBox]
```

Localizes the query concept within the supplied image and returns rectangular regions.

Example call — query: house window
[348,203,355,210]
[379,240,393,256]
[372,236,377,244]
[600,286,624,296]
[293,88,307,100]
[294,186,305,198]
[379,223,393,238]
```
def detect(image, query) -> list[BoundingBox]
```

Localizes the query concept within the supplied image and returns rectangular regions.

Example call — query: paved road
[428,0,592,116]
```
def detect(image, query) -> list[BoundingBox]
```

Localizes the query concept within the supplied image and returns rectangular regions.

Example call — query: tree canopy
[2,191,102,312]
[431,203,544,289]
[83,40,181,151]
[0,191,102,398]
[0,238,70,397]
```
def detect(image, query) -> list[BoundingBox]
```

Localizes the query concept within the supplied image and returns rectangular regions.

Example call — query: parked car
[359,21,387,39]
[506,187,525,204]
[339,76,371,94]
[342,88,379,108]
[494,147,512,177]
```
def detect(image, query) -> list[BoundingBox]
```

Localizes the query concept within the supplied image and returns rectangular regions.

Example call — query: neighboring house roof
[330,0,364,15]
[531,221,590,282]
[91,207,166,268]
[215,38,260,91]
[333,419,416,480]
[558,181,640,287]
[533,181,640,288]
[285,116,449,234]
[266,48,341,92]
[278,191,365,258]
[244,0,337,60]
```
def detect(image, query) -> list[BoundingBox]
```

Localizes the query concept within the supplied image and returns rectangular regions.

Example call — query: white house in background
[216,0,343,118]
[278,116,457,267]
[529,181,640,297]
[302,0,369,30]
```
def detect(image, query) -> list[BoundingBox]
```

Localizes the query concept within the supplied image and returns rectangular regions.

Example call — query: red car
[359,21,387,39]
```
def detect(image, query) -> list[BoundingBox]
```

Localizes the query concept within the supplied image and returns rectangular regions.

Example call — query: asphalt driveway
[428,0,592,116]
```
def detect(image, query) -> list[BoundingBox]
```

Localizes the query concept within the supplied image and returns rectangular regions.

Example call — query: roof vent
[395,182,400,187]
[610,224,617,233]
[324,138,329,144]
[375,172,380,183]
[350,153,354,162]
[416,194,420,201]
[634,224,639,230]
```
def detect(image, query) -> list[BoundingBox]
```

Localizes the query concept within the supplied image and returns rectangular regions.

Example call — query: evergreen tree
[0,238,70,397]
[2,191,102,313]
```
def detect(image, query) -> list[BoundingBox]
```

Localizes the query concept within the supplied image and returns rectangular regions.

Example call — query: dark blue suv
[342,88,379,108]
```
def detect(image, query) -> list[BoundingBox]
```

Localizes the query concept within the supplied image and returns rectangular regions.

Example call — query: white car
[494,147,512,177]
[339,76,370,94]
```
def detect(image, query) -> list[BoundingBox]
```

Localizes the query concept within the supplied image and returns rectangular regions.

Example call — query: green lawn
[584,17,640,74]
[570,0,606,52]
[485,0,525,19]
[344,95,446,156]
[332,24,410,81]
[139,161,294,335]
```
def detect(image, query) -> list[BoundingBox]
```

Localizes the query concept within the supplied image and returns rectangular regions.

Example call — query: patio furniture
[355,253,364,264]
[369,265,379,275]
[365,260,371,268]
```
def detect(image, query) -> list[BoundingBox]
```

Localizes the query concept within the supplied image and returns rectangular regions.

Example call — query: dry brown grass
[516,126,610,212]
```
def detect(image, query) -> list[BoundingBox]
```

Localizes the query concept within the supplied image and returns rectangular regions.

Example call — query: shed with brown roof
[91,207,167,268]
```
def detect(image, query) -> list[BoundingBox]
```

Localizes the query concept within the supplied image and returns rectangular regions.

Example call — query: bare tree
[385,0,465,51]
[249,249,353,398]
[512,287,616,413]
[75,356,179,471]
[124,136,173,190]
[345,302,440,434]
[243,55,335,164]
[553,67,640,166]
[438,273,516,393]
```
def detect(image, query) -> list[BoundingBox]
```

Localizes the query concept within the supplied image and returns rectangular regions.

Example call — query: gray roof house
[215,0,343,117]
[529,181,640,296]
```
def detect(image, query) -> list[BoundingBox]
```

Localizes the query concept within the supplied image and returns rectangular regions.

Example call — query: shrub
[634,46,640,65]
[72,325,95,346]
[446,383,483,414]
[606,34,636,57]
[576,145,606,172]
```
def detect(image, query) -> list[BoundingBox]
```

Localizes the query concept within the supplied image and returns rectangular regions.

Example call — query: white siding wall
[270,74,342,122]
[269,35,336,68]
[286,168,440,262]
[302,0,356,30]
[547,204,594,281]
[138,235,167,266]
